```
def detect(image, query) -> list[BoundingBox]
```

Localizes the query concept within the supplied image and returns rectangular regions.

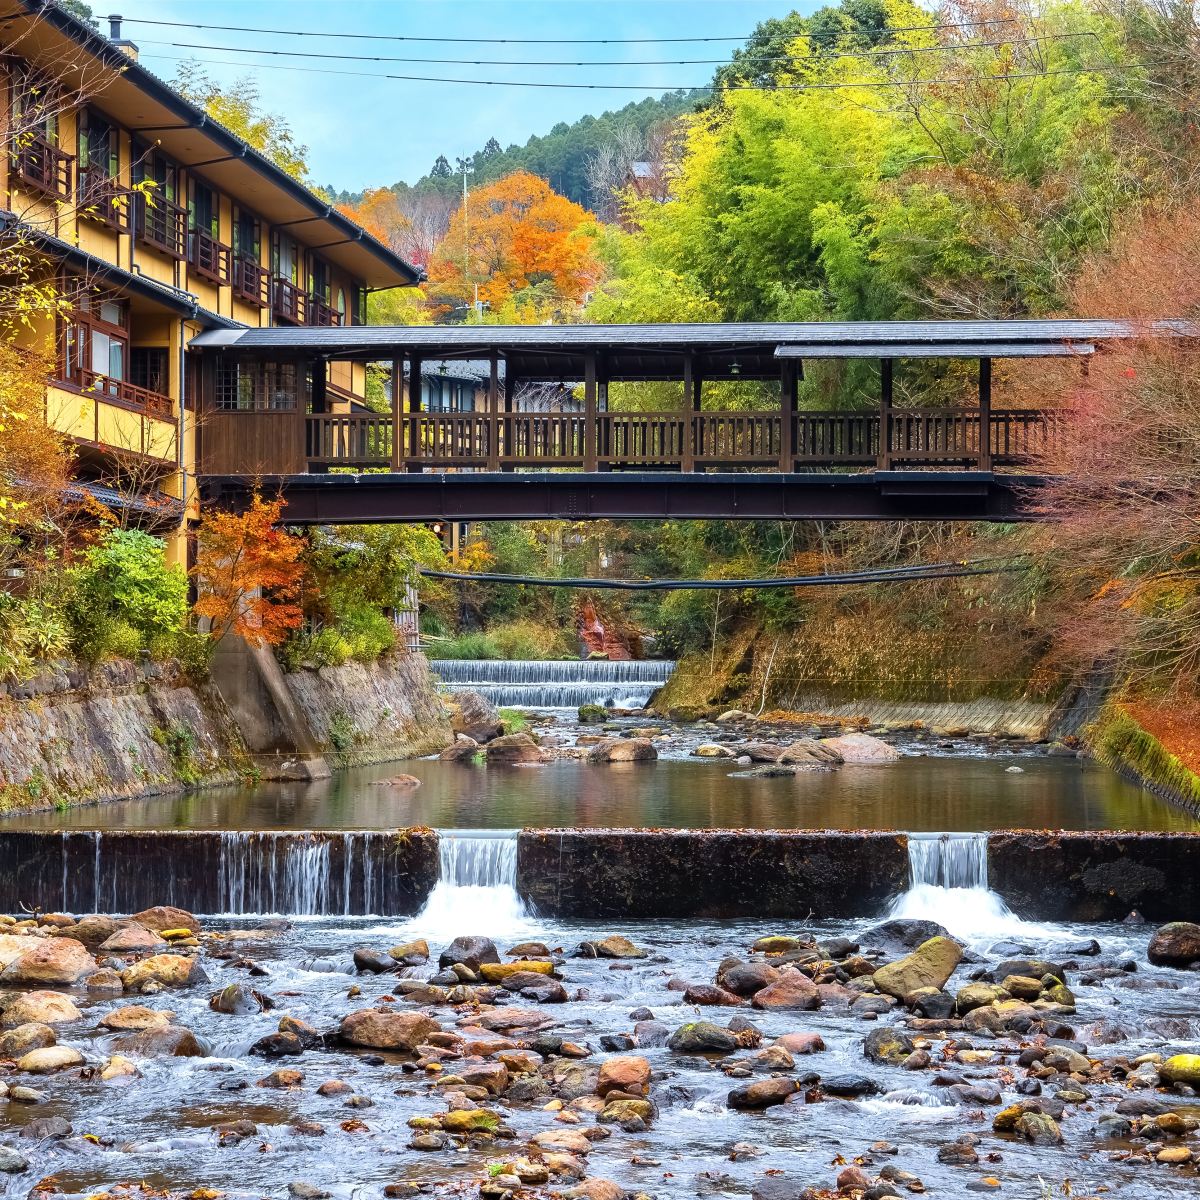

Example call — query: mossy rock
[578,704,609,724]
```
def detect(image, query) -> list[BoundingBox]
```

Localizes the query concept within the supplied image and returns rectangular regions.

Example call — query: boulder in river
[874,936,963,1000]
[1,991,81,1027]
[1148,922,1200,968]
[16,1045,83,1074]
[580,935,647,959]
[667,1021,739,1054]
[120,954,208,991]
[484,733,546,765]
[438,737,480,763]
[113,1025,208,1057]
[1159,1054,1200,1087]
[777,739,842,767]
[596,1055,651,1097]
[449,691,504,744]
[99,925,167,955]
[130,906,197,934]
[339,1010,439,1051]
[587,737,657,763]
[819,732,901,763]
[0,1023,56,1055]
[720,962,781,997]
[97,1005,174,1031]
[862,919,953,955]
[0,938,95,986]
[751,968,821,1011]
[863,1026,915,1065]
[440,936,500,970]
[728,1076,800,1109]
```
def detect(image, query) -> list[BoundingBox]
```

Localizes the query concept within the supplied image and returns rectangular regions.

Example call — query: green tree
[173,60,310,182]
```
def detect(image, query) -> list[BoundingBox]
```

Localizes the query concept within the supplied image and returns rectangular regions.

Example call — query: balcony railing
[12,132,73,200]
[285,407,1063,473]
[77,167,132,234]
[272,276,307,323]
[188,227,232,285]
[231,255,269,306]
[74,368,174,417]
[307,294,342,327]
[135,192,187,260]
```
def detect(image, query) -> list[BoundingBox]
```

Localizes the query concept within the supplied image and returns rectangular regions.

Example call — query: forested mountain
[324,89,703,212]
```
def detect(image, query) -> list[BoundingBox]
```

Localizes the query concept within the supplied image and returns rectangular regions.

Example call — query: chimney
[106,14,139,60]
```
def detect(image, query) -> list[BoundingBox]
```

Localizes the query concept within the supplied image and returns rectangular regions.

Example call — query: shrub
[328,709,357,753]
[337,605,396,663]
[66,529,187,661]
[434,631,502,660]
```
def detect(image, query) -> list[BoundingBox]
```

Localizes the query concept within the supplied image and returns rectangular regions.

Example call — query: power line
[137,30,1102,71]
[420,558,1030,591]
[140,52,1151,93]
[120,15,1041,45]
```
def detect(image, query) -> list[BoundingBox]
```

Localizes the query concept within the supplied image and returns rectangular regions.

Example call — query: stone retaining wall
[517,829,910,918]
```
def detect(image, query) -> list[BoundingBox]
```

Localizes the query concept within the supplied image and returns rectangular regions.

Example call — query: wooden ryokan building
[1,0,421,558]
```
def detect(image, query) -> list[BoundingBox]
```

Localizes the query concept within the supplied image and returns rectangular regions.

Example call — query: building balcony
[307,294,342,327]
[231,255,269,306]
[74,368,174,418]
[12,132,73,201]
[77,167,132,234]
[272,276,307,324]
[134,192,187,260]
[188,227,232,285]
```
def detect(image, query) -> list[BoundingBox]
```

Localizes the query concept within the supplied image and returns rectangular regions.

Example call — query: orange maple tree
[426,170,599,316]
[192,494,306,646]
[337,188,412,254]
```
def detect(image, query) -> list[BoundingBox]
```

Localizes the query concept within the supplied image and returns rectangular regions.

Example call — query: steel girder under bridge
[199,470,1047,524]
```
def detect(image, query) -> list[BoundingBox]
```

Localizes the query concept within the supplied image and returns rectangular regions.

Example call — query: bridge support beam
[202,470,1048,525]
[978,356,993,471]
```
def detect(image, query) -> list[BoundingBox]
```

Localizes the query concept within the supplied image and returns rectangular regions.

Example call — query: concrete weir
[0,827,1197,919]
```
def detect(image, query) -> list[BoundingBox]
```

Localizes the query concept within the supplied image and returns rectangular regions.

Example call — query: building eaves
[19,0,422,287]
[1,211,240,327]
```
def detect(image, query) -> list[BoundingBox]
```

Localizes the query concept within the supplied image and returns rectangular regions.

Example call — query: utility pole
[456,155,473,318]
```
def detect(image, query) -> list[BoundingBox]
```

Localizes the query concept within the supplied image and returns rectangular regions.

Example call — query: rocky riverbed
[441,694,1071,772]
[5,905,1200,1199]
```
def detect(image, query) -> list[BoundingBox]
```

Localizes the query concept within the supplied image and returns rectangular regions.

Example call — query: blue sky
[112,0,806,191]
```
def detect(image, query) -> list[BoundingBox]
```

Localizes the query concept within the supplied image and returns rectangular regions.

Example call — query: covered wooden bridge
[189,319,1141,522]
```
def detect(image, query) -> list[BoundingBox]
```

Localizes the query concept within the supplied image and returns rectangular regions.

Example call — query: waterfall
[887,832,1037,941]
[415,830,529,938]
[430,658,674,709]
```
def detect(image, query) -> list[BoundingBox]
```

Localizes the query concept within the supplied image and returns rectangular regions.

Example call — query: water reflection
[7,754,1196,831]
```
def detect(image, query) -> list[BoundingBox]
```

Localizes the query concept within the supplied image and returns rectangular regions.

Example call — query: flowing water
[416,830,529,939]
[430,657,675,709]
[887,831,1049,942]
[13,752,1196,832]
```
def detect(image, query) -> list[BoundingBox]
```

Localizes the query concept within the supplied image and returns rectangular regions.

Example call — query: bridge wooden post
[978,356,993,471]
[407,353,423,473]
[488,352,501,471]
[878,358,894,469]
[681,351,695,472]
[390,357,403,471]
[778,360,795,472]
[308,358,326,470]
[584,350,598,472]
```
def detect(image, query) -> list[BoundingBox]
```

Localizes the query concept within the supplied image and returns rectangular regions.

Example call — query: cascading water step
[430,658,674,709]
[889,831,1039,941]
[416,829,529,936]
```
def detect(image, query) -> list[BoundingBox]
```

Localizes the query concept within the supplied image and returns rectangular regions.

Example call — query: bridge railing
[300,406,1060,472]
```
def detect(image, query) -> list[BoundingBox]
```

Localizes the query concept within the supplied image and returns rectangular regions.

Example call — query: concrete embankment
[0,650,452,810]
[1,826,1197,920]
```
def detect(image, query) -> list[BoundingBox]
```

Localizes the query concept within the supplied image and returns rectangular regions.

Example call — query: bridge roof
[189,318,1190,381]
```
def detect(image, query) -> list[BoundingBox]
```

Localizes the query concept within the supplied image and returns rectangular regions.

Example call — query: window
[233,207,260,261]
[10,66,71,199]
[189,180,218,237]
[63,293,128,385]
[130,348,169,395]
[133,146,185,257]
[78,111,118,176]
[216,361,307,411]
[274,233,300,283]
[309,257,330,302]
